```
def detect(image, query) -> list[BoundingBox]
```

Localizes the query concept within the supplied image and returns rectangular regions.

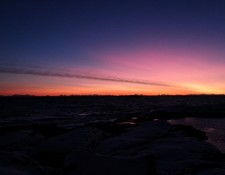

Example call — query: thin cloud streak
[0,67,174,87]
[0,67,172,87]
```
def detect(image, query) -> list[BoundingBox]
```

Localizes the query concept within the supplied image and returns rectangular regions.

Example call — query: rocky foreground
[0,120,225,175]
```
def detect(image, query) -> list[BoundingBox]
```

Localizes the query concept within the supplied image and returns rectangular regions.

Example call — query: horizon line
[0,94,224,97]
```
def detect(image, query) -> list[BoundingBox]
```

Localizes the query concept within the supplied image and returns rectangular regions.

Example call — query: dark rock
[87,121,136,135]
[0,151,54,175]
[196,168,225,175]
[63,150,152,175]
[96,121,172,156]
[30,124,68,138]
[95,120,225,174]
[173,124,208,140]
[0,131,40,151]
[32,152,65,168]
[29,127,107,159]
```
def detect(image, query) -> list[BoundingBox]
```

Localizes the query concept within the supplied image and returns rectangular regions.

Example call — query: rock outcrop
[0,120,224,175]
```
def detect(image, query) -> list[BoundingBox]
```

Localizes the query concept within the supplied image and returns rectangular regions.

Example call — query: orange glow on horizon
[0,80,214,96]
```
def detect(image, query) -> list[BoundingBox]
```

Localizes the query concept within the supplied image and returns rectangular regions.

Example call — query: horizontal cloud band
[0,67,173,87]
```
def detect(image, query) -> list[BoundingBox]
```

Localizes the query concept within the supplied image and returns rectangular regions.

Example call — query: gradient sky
[1,0,225,95]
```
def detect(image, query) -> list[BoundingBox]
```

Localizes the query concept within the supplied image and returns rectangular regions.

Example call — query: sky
[1,0,225,95]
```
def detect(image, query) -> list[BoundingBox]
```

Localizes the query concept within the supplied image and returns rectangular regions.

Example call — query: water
[168,117,225,153]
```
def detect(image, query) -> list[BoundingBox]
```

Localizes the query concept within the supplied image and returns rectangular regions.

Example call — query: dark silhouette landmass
[0,95,225,174]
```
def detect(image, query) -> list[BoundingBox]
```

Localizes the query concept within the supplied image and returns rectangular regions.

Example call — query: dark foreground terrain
[0,95,225,175]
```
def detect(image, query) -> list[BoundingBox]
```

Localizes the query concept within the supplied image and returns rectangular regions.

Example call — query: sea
[168,117,225,153]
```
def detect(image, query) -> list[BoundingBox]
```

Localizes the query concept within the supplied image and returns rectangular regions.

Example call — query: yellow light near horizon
[182,83,224,94]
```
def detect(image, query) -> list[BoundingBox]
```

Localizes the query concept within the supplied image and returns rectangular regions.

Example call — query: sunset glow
[1,0,225,95]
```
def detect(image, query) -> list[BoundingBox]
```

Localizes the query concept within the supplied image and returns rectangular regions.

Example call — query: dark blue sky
[1,0,225,64]
[1,0,225,95]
